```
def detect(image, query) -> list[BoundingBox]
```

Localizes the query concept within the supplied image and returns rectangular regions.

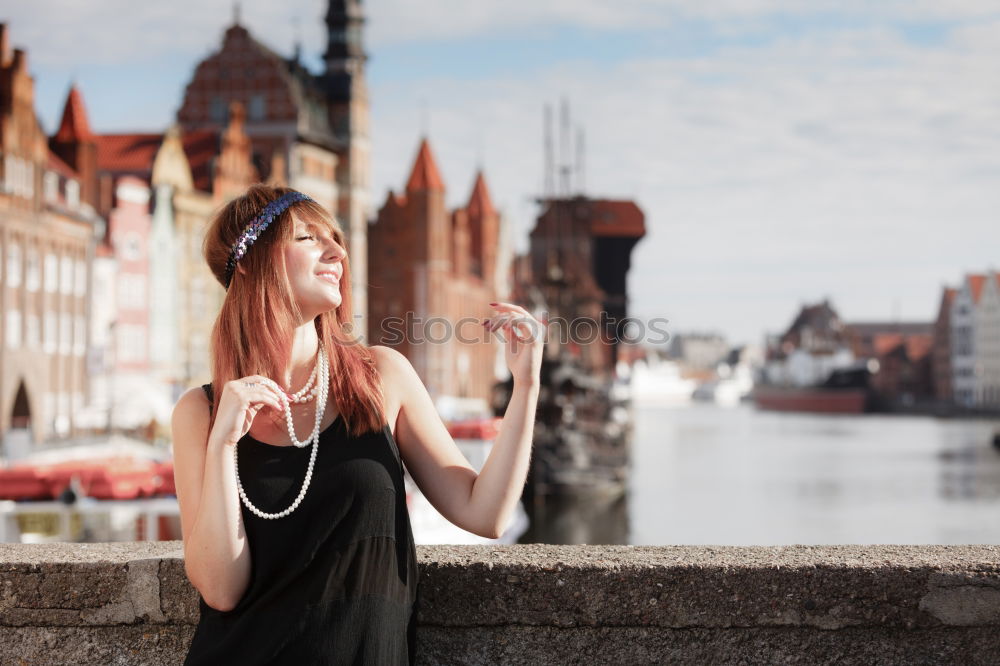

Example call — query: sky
[6,1,1000,347]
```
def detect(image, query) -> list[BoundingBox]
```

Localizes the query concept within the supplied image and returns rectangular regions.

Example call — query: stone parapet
[1,543,998,664]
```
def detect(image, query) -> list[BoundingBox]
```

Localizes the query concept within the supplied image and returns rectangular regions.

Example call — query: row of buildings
[935,272,1000,408]
[762,271,1000,411]
[0,3,515,453]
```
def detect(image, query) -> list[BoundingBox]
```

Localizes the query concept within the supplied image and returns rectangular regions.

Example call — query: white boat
[629,358,696,406]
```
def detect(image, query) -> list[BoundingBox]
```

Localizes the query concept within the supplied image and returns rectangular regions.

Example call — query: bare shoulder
[371,345,413,377]
[369,346,416,428]
[171,386,212,435]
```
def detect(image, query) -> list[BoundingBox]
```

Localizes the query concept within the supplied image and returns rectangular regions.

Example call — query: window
[65,180,79,208]
[6,309,21,348]
[250,94,266,121]
[118,324,147,362]
[60,255,73,295]
[2,153,13,194]
[210,96,227,122]
[7,243,21,287]
[23,160,34,198]
[121,232,143,261]
[44,172,58,202]
[44,253,58,293]
[118,274,147,309]
[75,260,86,297]
[25,247,39,292]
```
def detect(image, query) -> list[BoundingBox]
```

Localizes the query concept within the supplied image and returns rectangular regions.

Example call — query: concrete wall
[1,542,999,665]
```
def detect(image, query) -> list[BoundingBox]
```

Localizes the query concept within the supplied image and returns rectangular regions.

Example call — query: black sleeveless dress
[184,384,420,665]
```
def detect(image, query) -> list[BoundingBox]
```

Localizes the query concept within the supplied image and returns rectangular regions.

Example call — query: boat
[753,363,874,414]
[629,357,696,406]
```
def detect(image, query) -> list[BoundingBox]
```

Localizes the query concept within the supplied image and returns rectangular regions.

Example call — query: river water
[520,403,1000,545]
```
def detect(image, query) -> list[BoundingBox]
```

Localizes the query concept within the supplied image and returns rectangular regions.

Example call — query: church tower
[324,0,372,338]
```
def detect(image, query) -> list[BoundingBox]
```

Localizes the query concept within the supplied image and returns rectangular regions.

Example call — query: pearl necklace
[234,344,329,519]
[287,360,319,404]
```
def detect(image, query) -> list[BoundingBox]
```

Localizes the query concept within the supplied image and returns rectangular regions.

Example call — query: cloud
[7,3,1000,343]
[369,20,1000,342]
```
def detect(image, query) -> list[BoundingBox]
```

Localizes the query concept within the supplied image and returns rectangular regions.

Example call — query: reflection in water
[518,493,629,545]
[516,403,1000,545]
[629,404,1000,545]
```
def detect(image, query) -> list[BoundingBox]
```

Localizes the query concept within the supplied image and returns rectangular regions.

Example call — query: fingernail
[489,302,498,306]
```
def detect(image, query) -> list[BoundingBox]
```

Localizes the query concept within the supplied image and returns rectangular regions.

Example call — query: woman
[172,184,544,664]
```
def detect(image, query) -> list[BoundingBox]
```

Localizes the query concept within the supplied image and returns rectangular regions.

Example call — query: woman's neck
[281,320,320,390]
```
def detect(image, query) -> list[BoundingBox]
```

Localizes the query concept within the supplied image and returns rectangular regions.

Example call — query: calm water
[521,403,1000,545]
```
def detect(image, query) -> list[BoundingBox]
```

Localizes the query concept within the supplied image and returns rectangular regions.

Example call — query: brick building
[931,287,957,403]
[846,321,935,403]
[176,1,372,335]
[0,25,99,452]
[368,138,506,413]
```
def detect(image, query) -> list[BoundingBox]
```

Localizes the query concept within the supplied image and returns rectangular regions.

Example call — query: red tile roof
[466,170,496,218]
[967,274,987,303]
[406,138,445,192]
[53,85,94,143]
[904,334,933,361]
[95,129,218,192]
[588,200,645,238]
[95,134,163,173]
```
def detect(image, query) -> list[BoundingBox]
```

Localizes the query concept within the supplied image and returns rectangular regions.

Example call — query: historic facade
[176,1,371,335]
[0,26,99,451]
[368,138,507,414]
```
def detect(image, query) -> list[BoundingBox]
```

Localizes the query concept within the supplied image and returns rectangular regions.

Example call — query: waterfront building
[974,272,1000,408]
[667,333,730,372]
[846,322,934,404]
[931,287,957,403]
[763,300,855,388]
[176,1,372,336]
[368,138,507,415]
[0,25,100,451]
[950,274,986,408]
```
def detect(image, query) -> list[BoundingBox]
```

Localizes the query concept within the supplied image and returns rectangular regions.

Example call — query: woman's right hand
[210,377,285,447]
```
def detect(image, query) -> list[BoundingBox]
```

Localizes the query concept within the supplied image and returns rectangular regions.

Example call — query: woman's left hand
[484,302,547,385]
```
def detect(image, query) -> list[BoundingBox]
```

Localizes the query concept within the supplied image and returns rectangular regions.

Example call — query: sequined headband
[223,191,314,288]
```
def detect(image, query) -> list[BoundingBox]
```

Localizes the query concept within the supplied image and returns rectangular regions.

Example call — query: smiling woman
[170,183,545,665]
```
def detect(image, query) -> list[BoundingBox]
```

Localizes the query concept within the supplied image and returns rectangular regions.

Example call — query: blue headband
[224,190,314,288]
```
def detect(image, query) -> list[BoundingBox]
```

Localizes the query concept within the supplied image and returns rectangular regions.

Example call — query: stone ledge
[0,543,998,664]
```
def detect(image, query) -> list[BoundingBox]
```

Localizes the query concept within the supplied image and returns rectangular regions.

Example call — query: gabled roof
[96,134,163,173]
[405,138,445,192]
[53,85,94,143]
[96,130,218,192]
[966,274,987,303]
[466,171,496,218]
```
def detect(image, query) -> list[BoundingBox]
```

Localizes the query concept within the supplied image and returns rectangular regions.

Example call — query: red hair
[203,183,385,437]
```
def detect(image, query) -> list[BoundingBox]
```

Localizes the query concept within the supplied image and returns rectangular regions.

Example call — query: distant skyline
[6,1,1000,346]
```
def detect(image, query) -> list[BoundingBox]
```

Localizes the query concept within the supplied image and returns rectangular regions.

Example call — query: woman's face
[281,212,347,321]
